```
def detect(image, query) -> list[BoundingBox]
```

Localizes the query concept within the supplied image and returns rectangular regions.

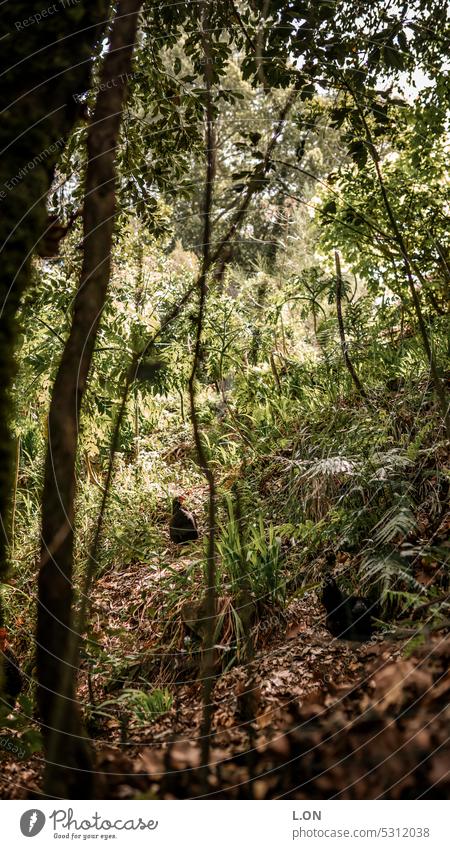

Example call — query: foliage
[89,687,173,727]
[217,495,285,605]
[2,0,450,793]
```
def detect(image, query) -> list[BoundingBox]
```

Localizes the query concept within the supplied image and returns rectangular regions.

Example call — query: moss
[0,1,110,612]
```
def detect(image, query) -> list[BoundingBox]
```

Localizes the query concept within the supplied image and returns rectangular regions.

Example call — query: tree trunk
[37,0,143,799]
[187,7,218,791]
[344,81,450,439]
[249,277,269,365]
[0,1,109,705]
[334,251,368,400]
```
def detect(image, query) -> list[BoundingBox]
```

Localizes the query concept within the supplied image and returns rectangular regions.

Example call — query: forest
[0,0,449,801]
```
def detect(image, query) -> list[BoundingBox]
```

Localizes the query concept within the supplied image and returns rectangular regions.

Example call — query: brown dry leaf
[138,748,165,778]
[256,709,275,729]
[253,780,270,799]
[287,622,308,638]
[373,660,416,708]
[427,673,450,702]
[168,741,201,771]
[429,751,450,785]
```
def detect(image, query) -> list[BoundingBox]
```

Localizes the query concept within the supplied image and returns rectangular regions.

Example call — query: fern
[371,499,417,546]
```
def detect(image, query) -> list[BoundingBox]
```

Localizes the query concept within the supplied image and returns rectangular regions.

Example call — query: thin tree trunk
[0,1,109,625]
[9,437,20,558]
[37,0,143,799]
[344,81,450,439]
[334,251,368,400]
[270,352,282,391]
[187,7,217,792]
[249,277,269,366]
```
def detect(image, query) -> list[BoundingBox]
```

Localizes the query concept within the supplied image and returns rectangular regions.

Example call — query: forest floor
[86,549,450,800]
[1,421,450,800]
[1,499,449,799]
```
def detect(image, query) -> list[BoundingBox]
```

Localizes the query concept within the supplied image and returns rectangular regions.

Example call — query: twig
[228,0,256,51]
[411,593,450,620]
[392,619,450,639]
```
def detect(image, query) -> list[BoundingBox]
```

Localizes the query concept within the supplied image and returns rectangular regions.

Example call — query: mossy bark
[0,0,109,782]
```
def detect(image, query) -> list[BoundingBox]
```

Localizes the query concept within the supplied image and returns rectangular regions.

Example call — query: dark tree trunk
[334,251,368,400]
[0,2,109,705]
[36,0,143,798]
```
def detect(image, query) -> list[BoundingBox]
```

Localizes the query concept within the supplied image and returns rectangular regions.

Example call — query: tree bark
[37,0,143,798]
[334,251,368,400]
[187,7,218,791]
[0,0,109,705]
[0,1,109,592]
[343,80,450,439]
